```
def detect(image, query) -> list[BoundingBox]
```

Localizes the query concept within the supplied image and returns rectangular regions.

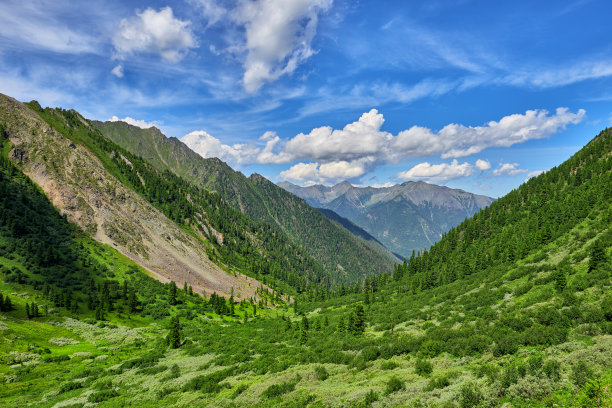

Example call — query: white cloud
[525,170,545,182]
[279,159,367,184]
[505,59,612,89]
[182,130,259,164]
[111,64,124,78]
[266,107,585,164]
[113,7,197,62]
[493,163,527,177]
[397,159,474,183]
[231,0,332,92]
[193,0,227,27]
[475,159,491,171]
[109,115,159,129]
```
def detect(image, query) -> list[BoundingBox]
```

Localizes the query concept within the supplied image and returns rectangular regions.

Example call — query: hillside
[279,181,494,257]
[1,110,610,407]
[93,120,397,283]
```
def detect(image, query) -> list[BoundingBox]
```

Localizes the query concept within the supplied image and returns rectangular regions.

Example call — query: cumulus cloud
[493,162,527,177]
[264,108,585,165]
[109,116,159,129]
[525,170,545,182]
[230,0,332,92]
[396,159,474,183]
[181,107,583,185]
[113,7,197,62]
[182,130,259,164]
[111,64,124,78]
[279,160,367,184]
[475,159,491,171]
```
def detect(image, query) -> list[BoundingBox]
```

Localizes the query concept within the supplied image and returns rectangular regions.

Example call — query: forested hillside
[93,120,396,282]
[20,100,330,294]
[1,107,610,407]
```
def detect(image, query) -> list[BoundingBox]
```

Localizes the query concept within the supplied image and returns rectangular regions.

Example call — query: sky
[1,0,611,197]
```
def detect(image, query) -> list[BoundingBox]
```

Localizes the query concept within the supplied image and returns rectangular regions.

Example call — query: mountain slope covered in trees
[279,180,494,257]
[93,120,397,282]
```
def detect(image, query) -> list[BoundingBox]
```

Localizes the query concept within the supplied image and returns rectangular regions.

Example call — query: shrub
[542,359,561,381]
[415,358,433,376]
[362,346,380,361]
[364,389,379,406]
[262,375,301,398]
[425,375,451,391]
[314,365,329,381]
[381,361,399,370]
[88,390,118,403]
[571,360,594,388]
[232,384,248,399]
[493,334,519,356]
[58,381,83,394]
[459,383,482,408]
[385,376,405,395]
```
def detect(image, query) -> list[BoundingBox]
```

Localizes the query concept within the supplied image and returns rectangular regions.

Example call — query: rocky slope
[0,94,261,299]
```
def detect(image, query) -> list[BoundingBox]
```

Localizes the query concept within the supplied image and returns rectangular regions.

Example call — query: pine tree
[25,302,31,319]
[589,242,606,272]
[301,316,309,331]
[169,281,177,305]
[168,316,181,348]
[299,326,308,345]
[553,269,567,292]
[128,290,137,313]
[353,305,366,334]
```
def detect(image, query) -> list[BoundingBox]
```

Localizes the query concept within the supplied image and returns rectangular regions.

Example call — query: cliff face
[0,94,261,299]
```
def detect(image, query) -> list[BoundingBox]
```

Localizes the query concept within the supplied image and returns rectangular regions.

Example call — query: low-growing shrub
[262,375,301,398]
[459,383,482,408]
[415,358,433,376]
[381,361,399,370]
[87,389,118,403]
[385,376,405,395]
[314,365,329,381]
[58,381,83,394]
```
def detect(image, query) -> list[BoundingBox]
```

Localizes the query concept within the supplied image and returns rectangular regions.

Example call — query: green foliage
[314,365,329,381]
[262,375,301,398]
[415,358,433,376]
[571,360,595,388]
[459,383,482,408]
[385,376,405,395]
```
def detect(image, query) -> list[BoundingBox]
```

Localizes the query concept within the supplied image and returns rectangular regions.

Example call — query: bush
[571,360,594,388]
[314,365,329,381]
[459,383,482,408]
[58,381,83,394]
[493,334,519,356]
[542,359,561,381]
[363,389,378,406]
[232,384,248,399]
[88,390,119,403]
[425,375,451,391]
[381,361,399,370]
[415,358,433,376]
[262,375,301,398]
[385,376,405,395]
[362,346,380,361]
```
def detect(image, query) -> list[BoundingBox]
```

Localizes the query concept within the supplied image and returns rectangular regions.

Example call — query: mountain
[278,180,494,257]
[93,120,397,283]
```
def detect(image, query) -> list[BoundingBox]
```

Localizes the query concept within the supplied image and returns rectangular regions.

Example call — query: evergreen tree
[25,302,31,319]
[553,269,567,292]
[299,326,308,345]
[128,289,137,313]
[301,316,309,331]
[589,242,606,272]
[352,305,366,334]
[169,281,177,305]
[168,316,181,348]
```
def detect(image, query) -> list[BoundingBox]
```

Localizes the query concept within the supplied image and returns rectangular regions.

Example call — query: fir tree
[169,281,178,305]
[168,316,181,349]
[25,302,31,319]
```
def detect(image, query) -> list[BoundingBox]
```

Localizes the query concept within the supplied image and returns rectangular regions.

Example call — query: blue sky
[1,0,611,197]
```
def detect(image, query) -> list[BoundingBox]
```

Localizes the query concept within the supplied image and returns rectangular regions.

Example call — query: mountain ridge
[93,120,397,284]
[279,180,494,257]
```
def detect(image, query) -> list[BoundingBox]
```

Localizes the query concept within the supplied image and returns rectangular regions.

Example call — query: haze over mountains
[279,180,494,257]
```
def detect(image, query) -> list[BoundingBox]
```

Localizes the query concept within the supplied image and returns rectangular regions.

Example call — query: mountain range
[279,180,494,257]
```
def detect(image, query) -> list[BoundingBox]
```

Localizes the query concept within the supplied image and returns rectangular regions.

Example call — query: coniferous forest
[0,97,611,408]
